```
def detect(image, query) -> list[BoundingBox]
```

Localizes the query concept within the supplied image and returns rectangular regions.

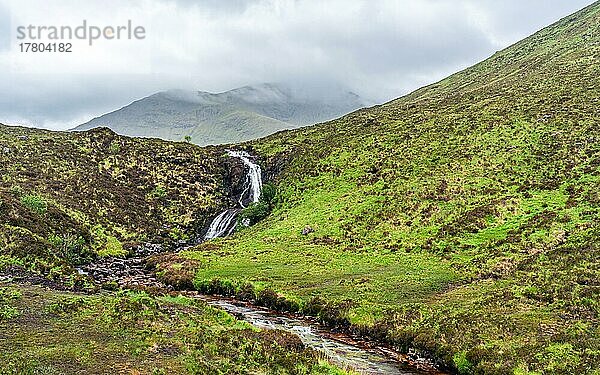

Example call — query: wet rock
[302,225,315,235]
[225,156,248,200]
[78,242,176,292]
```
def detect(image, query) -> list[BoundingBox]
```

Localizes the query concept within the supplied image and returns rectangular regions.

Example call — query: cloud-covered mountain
[72,83,368,145]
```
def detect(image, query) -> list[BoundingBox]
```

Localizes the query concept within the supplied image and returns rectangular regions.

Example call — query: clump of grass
[149,185,167,199]
[47,296,88,315]
[453,351,474,374]
[106,291,160,323]
[108,140,121,154]
[0,287,22,321]
[20,194,47,214]
[98,235,127,257]
[48,234,90,265]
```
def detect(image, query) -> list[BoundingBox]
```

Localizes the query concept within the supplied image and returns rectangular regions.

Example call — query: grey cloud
[0,74,177,128]
[465,0,594,37]
[167,0,254,14]
[0,3,10,51]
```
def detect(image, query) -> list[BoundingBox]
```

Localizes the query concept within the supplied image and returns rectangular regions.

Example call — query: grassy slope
[0,125,229,282]
[0,283,344,375]
[172,3,600,374]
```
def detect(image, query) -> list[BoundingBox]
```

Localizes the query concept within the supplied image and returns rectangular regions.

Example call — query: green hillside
[0,125,228,283]
[162,3,600,373]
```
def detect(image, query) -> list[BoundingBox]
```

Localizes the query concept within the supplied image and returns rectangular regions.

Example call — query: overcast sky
[0,0,594,130]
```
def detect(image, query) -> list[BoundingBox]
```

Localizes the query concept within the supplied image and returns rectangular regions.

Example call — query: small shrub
[235,283,256,301]
[0,305,19,320]
[48,234,89,265]
[20,194,47,214]
[108,291,160,323]
[260,182,277,207]
[48,265,72,281]
[239,201,270,226]
[47,297,87,315]
[454,351,474,374]
[302,297,354,327]
[256,288,279,308]
[98,235,127,257]
[238,182,278,227]
[219,279,236,295]
[149,185,167,199]
[277,297,300,313]
[150,254,201,290]
[303,296,327,316]
[169,227,188,241]
[108,141,121,154]
[258,330,305,352]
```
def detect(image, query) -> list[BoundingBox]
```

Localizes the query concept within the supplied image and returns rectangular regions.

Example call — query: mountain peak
[73,83,367,145]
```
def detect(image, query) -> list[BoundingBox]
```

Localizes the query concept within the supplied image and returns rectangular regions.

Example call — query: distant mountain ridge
[72,83,368,145]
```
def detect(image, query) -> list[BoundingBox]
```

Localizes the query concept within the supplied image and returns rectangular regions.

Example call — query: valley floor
[0,281,347,375]
[158,217,599,374]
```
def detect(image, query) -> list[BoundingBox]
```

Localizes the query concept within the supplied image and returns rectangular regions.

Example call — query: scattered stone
[2,147,10,154]
[76,242,176,291]
[302,225,315,235]
[17,135,28,141]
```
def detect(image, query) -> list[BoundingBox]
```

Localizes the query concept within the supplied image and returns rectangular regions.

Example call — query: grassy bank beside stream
[0,282,348,375]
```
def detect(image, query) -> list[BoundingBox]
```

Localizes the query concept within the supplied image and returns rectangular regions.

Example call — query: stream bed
[194,294,443,375]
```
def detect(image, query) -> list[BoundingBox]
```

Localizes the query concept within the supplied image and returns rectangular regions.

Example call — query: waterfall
[229,150,263,207]
[204,151,263,240]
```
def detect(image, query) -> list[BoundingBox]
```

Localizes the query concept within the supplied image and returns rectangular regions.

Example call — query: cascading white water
[228,150,262,207]
[204,151,263,240]
[203,209,240,239]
